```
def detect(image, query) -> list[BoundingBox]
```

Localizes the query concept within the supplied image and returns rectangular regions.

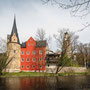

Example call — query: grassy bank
[0,72,90,78]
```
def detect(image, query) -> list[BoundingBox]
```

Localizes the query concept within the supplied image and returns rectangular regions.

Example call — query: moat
[0,76,90,90]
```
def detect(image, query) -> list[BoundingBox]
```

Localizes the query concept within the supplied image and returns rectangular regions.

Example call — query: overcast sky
[0,0,90,51]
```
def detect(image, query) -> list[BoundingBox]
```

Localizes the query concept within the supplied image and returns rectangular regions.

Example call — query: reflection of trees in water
[45,76,90,90]
[0,76,90,90]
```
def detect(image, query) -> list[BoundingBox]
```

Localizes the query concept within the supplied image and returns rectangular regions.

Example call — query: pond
[0,76,90,90]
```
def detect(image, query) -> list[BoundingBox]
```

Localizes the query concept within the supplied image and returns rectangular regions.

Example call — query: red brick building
[21,37,46,71]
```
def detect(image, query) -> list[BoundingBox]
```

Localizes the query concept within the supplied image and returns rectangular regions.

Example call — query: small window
[27,58,30,62]
[30,39,32,41]
[21,65,24,68]
[33,58,36,62]
[27,65,29,69]
[28,43,30,46]
[33,50,36,55]
[14,50,16,53]
[39,58,43,61]
[40,65,42,68]
[33,65,35,68]
[39,50,43,54]
[21,51,24,55]
[27,51,29,55]
[21,58,24,62]
[32,43,34,46]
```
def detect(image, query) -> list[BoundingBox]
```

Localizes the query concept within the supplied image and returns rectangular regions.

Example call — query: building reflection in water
[0,76,90,90]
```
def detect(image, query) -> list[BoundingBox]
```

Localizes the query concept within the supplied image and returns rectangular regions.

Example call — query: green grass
[0,72,90,78]
[0,72,57,78]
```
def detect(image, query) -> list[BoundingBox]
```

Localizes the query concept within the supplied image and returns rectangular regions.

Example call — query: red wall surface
[21,37,46,71]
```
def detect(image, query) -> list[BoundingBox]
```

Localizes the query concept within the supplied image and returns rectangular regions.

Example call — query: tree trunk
[0,71,2,75]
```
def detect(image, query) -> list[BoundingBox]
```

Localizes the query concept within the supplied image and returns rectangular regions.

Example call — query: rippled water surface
[0,76,90,90]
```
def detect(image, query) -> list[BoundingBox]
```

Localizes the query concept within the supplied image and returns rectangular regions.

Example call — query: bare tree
[42,0,90,31]
[0,38,14,75]
[54,28,79,73]
[42,0,90,17]
[0,38,9,75]
[76,43,90,67]
[35,28,46,41]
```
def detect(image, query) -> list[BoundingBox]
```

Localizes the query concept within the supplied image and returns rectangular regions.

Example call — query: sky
[0,0,90,51]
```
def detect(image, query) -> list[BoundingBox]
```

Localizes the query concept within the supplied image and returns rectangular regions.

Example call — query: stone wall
[46,66,87,73]
[6,43,21,72]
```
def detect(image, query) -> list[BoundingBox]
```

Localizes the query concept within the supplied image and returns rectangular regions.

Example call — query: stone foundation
[46,66,87,73]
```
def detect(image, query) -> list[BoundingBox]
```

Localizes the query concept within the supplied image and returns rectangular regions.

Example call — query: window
[27,65,29,69]
[14,50,16,53]
[39,50,43,54]
[21,65,24,68]
[21,58,24,62]
[33,65,35,68]
[27,58,30,62]
[32,43,34,46]
[21,51,24,55]
[40,65,42,68]
[27,51,29,55]
[30,39,32,41]
[39,58,43,61]
[28,43,30,46]
[33,58,36,62]
[33,50,36,55]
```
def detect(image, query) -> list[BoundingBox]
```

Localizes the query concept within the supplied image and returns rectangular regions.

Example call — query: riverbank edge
[0,72,90,78]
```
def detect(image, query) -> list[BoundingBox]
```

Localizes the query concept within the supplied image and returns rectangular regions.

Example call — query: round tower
[6,17,21,72]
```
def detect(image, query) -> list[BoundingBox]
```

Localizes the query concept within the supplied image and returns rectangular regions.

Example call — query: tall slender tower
[63,32,72,58]
[6,17,21,72]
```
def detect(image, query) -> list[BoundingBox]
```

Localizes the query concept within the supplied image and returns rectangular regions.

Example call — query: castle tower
[63,32,72,58]
[6,17,21,72]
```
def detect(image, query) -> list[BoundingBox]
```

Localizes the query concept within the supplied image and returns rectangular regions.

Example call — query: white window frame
[27,65,29,69]
[21,65,24,68]
[40,65,42,68]
[27,51,29,55]
[33,50,36,55]
[21,58,24,62]
[26,58,30,62]
[39,50,43,54]
[28,43,30,46]
[39,58,43,61]
[32,43,34,46]
[32,58,36,62]
[33,65,35,68]
[21,51,24,55]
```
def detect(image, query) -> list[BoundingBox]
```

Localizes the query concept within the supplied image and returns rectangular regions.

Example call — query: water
[0,76,90,90]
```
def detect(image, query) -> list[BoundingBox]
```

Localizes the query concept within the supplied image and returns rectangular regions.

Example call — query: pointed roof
[10,17,20,44]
